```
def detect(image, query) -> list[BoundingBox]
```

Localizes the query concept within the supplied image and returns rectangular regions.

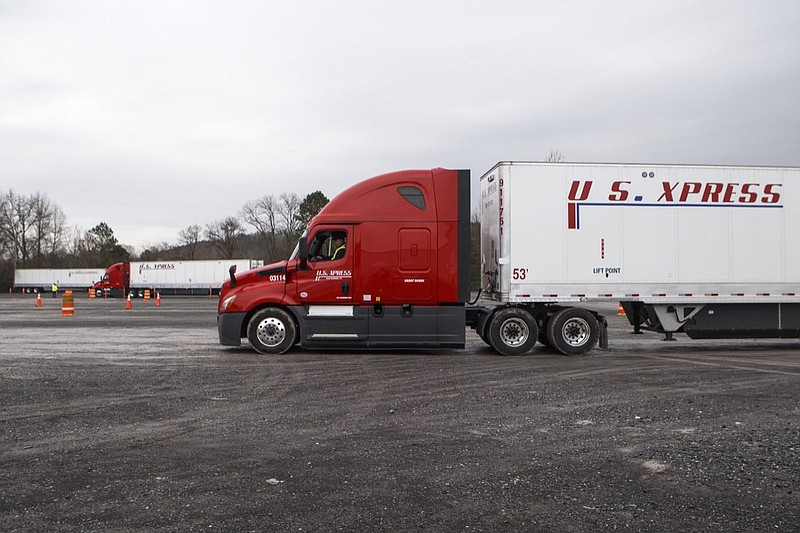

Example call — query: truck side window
[307,230,347,262]
[398,186,426,210]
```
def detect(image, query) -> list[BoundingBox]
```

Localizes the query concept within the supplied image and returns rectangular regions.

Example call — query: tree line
[0,189,330,290]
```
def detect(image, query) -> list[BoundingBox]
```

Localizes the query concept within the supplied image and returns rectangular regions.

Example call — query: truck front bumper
[218,312,247,346]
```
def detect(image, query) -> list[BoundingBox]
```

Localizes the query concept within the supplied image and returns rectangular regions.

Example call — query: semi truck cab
[92,262,129,297]
[217,168,472,354]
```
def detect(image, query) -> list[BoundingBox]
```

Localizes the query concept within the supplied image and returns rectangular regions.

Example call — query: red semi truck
[217,163,800,356]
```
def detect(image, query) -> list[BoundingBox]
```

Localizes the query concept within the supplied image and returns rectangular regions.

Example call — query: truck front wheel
[247,308,296,354]
[547,307,599,356]
[487,308,538,356]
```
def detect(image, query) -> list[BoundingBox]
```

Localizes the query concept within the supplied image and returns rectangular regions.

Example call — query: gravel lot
[1,293,798,532]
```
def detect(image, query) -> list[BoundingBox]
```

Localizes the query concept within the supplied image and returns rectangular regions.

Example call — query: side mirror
[228,264,238,286]
[298,236,310,270]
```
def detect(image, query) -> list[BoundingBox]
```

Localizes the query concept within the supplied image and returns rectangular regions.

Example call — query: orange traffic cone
[155,292,161,307]
[618,303,626,316]
[35,293,42,308]
[126,293,132,310]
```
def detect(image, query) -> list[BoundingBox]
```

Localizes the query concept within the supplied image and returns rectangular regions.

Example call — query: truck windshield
[288,230,307,261]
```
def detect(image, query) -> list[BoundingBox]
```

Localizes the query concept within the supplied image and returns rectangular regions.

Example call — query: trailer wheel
[247,308,296,354]
[487,308,538,356]
[547,307,598,356]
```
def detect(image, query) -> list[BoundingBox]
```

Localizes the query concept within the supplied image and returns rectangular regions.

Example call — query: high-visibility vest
[332,245,346,261]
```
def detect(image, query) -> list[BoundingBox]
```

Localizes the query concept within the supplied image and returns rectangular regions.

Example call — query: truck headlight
[220,295,237,311]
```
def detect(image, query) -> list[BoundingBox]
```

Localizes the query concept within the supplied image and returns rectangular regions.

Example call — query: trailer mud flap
[598,314,609,350]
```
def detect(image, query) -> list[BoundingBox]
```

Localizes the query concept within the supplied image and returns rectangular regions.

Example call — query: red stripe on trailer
[568,203,577,229]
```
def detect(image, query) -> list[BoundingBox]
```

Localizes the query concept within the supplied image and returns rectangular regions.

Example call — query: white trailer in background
[129,259,263,296]
[476,161,799,355]
[13,268,106,293]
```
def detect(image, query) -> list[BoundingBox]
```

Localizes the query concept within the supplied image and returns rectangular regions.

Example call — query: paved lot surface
[1,294,798,532]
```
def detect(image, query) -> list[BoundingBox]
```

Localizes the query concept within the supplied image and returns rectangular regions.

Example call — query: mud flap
[598,314,609,350]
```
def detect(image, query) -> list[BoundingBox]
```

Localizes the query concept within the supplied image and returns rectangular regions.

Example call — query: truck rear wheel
[487,307,538,356]
[247,308,296,354]
[547,307,598,356]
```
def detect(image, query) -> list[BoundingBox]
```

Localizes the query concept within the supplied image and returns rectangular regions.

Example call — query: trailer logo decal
[568,180,783,229]
[139,263,176,272]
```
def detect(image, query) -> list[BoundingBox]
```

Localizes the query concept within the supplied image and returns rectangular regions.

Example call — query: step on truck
[217,162,800,356]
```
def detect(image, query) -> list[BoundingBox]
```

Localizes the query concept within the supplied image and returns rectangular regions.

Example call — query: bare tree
[13,193,35,266]
[47,205,68,262]
[178,224,203,259]
[544,149,565,163]
[30,193,54,267]
[278,192,303,248]
[206,217,244,259]
[0,191,35,267]
[0,191,71,276]
[65,225,86,266]
[139,242,173,261]
[241,196,281,261]
[0,191,16,267]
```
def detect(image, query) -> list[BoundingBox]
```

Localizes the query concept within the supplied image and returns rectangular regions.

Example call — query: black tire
[487,307,538,356]
[247,308,296,354]
[547,307,599,356]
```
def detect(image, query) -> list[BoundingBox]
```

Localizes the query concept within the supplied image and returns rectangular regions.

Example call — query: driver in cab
[330,232,346,261]
[309,231,346,262]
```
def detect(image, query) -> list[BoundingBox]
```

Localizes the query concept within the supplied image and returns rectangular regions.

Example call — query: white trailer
[14,268,106,293]
[476,161,800,355]
[129,260,263,296]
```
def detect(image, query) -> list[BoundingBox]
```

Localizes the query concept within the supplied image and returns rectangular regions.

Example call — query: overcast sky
[2,1,799,251]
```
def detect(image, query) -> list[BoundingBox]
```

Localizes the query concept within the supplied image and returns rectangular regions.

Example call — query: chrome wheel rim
[561,317,590,347]
[256,317,286,347]
[500,317,529,347]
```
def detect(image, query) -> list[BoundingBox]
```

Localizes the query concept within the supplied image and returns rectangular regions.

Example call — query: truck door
[296,225,355,304]
[294,225,366,348]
